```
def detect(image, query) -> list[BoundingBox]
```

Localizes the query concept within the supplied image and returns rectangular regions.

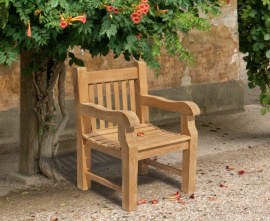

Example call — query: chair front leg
[181,115,198,194]
[182,140,197,193]
[119,126,138,212]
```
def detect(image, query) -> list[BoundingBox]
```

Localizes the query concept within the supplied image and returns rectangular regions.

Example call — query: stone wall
[0,0,243,153]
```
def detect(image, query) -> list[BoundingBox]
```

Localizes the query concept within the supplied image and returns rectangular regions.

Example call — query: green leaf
[74,59,84,67]
[49,0,59,8]
[0,3,9,29]
[248,82,256,89]
[264,33,270,40]
[266,50,270,58]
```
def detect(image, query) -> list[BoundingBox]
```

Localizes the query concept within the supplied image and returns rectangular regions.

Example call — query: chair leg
[77,139,91,190]
[181,141,197,194]
[138,160,149,175]
[122,148,138,212]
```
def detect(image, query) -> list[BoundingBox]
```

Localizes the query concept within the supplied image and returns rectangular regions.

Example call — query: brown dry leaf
[208,196,218,201]
[51,218,59,221]
[163,191,181,200]
[238,170,246,175]
[137,131,145,137]
[178,199,186,205]
[219,182,228,188]
[137,198,147,205]
[150,199,158,204]
[226,165,234,171]
[189,193,195,199]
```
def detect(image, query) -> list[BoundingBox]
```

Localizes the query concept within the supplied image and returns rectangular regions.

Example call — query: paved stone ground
[0,102,270,220]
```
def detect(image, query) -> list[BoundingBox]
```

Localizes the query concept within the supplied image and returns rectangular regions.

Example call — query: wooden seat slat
[84,123,190,151]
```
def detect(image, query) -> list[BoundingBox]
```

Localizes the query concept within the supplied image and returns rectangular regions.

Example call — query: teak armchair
[73,61,200,211]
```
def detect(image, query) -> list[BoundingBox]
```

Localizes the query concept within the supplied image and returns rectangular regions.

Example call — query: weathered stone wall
[0,0,243,153]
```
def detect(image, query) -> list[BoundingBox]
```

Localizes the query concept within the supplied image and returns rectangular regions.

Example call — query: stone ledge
[9,172,52,186]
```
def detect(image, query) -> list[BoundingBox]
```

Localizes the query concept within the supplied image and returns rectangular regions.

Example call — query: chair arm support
[80,103,140,127]
[140,95,200,116]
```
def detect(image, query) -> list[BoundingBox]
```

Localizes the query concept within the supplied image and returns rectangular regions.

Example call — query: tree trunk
[19,51,39,175]
[19,51,68,180]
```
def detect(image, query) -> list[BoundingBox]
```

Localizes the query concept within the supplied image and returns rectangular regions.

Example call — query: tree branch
[48,61,65,93]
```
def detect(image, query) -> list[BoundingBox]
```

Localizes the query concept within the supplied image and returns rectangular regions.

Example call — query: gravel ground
[0,104,270,221]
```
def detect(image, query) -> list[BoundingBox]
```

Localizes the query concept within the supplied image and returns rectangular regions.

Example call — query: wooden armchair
[73,61,200,211]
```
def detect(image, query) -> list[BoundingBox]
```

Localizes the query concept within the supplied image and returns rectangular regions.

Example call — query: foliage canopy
[0,0,222,70]
[238,0,270,114]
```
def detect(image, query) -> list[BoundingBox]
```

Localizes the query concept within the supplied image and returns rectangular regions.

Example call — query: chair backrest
[73,61,149,133]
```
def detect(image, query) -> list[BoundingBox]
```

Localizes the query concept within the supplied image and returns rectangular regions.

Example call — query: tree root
[33,59,69,181]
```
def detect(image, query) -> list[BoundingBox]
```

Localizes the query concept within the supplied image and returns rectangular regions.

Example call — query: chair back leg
[77,138,91,190]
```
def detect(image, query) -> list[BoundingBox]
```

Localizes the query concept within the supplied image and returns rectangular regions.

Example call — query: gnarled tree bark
[19,51,69,180]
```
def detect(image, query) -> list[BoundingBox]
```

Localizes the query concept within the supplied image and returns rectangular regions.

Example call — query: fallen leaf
[21,191,29,195]
[226,165,234,171]
[208,196,218,201]
[137,131,145,137]
[150,199,158,204]
[163,191,181,200]
[137,198,147,205]
[219,183,228,188]
[189,193,195,199]
[50,218,59,221]
[177,199,186,204]
[238,170,246,175]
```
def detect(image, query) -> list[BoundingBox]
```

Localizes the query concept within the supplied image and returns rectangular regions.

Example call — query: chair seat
[83,123,190,153]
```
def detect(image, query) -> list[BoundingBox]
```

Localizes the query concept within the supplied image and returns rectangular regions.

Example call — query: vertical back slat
[129,80,136,113]
[97,83,105,129]
[114,81,120,110]
[122,80,128,110]
[105,82,113,127]
[88,84,97,130]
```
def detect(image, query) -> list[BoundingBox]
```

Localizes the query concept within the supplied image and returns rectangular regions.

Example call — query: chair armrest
[80,103,140,127]
[140,95,200,116]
